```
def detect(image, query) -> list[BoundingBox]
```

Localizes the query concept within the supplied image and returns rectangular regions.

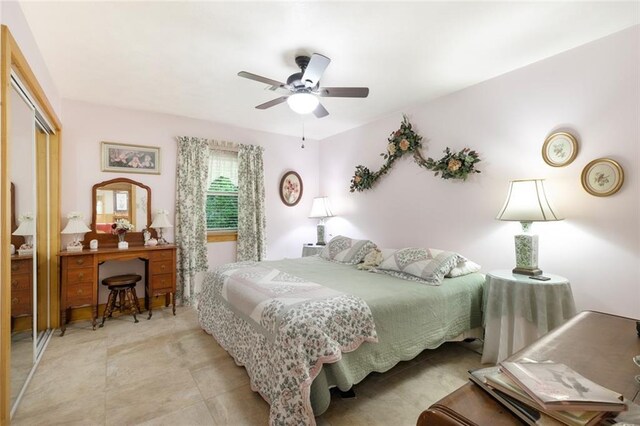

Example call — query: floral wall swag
[349,116,481,192]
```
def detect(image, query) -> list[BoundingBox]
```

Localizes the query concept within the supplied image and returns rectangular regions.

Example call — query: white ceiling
[19,1,640,140]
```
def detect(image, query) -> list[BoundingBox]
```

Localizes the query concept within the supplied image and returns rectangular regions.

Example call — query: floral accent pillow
[375,247,463,285]
[320,235,377,265]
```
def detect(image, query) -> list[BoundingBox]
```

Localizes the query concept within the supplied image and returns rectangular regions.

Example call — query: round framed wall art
[542,132,578,167]
[581,158,624,197]
[279,171,303,206]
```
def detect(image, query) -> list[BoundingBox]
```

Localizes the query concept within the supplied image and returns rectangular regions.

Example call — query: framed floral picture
[581,158,624,197]
[101,142,161,174]
[279,171,303,206]
[542,132,578,167]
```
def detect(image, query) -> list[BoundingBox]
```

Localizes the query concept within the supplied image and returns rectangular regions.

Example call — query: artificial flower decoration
[423,147,481,180]
[350,115,423,192]
[349,115,480,192]
[111,218,134,240]
[349,115,482,192]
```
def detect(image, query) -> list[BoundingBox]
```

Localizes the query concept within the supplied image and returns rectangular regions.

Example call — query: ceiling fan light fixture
[287,92,319,114]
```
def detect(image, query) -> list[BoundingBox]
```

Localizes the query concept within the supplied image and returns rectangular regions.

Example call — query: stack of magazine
[468,361,628,426]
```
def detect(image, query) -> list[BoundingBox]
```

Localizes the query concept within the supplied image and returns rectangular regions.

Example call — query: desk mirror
[88,178,153,246]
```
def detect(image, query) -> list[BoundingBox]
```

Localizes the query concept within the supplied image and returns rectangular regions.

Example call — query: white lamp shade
[309,197,334,219]
[61,217,91,234]
[287,93,319,114]
[13,217,35,236]
[151,211,173,228]
[496,179,563,222]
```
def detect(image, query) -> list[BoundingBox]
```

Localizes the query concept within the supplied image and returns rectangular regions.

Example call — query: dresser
[10,254,33,326]
[59,245,177,335]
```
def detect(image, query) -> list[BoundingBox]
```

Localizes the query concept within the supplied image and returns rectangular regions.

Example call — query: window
[206,149,238,235]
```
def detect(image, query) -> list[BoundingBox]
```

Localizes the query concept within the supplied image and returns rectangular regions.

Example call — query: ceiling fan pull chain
[301,121,305,149]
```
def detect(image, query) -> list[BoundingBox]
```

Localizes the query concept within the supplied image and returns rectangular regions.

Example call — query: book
[485,370,607,426]
[468,367,562,426]
[500,361,626,412]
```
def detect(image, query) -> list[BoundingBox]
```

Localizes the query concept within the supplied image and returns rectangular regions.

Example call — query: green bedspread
[255,256,484,415]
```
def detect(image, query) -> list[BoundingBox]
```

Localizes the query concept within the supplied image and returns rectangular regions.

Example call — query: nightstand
[301,244,324,257]
[481,270,576,364]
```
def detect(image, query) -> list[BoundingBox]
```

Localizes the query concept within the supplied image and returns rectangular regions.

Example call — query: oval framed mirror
[86,177,155,247]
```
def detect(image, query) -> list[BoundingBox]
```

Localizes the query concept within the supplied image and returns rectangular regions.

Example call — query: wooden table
[58,244,176,335]
[417,311,640,425]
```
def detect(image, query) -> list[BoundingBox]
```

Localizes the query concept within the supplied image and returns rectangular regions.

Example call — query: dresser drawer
[150,273,174,296]
[66,267,94,284]
[11,259,31,274]
[11,274,31,291]
[11,293,32,315]
[148,250,174,261]
[66,282,93,306]
[150,260,173,275]
[67,255,93,269]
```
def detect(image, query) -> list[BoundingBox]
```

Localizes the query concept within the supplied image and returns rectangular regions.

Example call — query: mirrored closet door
[9,73,55,417]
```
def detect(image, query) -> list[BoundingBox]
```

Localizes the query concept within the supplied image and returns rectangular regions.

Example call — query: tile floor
[12,306,483,425]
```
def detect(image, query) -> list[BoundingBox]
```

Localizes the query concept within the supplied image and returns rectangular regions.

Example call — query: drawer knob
[77,288,83,295]
[76,258,85,265]
[161,265,166,271]
[12,297,19,304]
[11,280,18,287]
[78,273,84,280]
[11,264,18,271]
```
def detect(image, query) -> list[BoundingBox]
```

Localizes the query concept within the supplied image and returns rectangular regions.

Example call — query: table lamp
[496,179,563,276]
[309,197,334,246]
[61,212,91,252]
[151,209,173,245]
[13,213,35,256]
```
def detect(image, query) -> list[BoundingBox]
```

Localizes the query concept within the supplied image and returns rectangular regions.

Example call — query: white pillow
[446,259,481,277]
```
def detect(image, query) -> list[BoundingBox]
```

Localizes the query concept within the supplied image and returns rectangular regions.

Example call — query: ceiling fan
[238,53,369,118]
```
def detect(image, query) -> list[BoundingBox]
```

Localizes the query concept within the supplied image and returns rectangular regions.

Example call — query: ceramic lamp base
[316,223,326,246]
[118,241,129,250]
[513,232,541,276]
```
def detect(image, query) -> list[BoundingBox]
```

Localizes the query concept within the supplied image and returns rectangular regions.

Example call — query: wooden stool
[100,274,142,327]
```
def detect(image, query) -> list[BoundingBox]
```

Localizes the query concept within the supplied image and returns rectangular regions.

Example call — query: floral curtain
[175,136,210,305]
[237,144,266,261]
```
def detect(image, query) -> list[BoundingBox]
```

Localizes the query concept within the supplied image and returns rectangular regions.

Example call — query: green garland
[422,147,481,180]
[349,116,480,192]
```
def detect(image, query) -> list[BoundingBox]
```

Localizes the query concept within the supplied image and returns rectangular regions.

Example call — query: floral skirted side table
[481,270,576,364]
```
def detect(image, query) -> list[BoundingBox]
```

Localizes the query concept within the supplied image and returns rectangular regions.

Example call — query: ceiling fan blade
[312,102,329,118]
[302,53,331,88]
[255,96,288,110]
[238,71,286,89]
[318,87,369,98]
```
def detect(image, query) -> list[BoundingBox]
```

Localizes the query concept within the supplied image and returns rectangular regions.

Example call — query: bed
[198,255,484,425]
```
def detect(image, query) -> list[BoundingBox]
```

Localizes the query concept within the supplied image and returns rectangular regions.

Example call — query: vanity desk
[59,244,176,335]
